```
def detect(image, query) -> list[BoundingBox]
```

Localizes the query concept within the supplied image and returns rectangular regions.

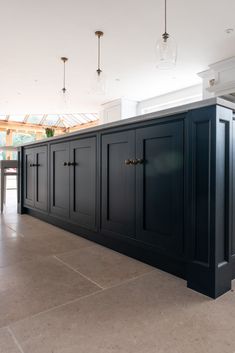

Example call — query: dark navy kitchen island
[18,98,235,298]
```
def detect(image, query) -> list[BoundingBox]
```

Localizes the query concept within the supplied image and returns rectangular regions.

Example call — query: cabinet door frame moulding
[50,142,70,218]
[69,136,97,231]
[135,119,184,258]
[49,133,98,231]
[23,144,48,212]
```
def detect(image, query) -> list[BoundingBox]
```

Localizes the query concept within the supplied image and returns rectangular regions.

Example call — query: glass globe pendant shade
[59,88,70,113]
[155,33,177,69]
[93,70,106,95]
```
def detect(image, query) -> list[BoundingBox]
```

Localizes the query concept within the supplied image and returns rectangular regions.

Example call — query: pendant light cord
[95,31,104,76]
[63,61,66,91]
[165,0,167,34]
[61,57,68,93]
[97,34,101,74]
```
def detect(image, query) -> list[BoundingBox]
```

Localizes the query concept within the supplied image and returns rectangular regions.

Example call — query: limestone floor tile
[0,224,18,241]
[7,219,66,236]
[0,211,29,225]
[0,328,22,353]
[19,233,94,257]
[57,244,154,288]
[10,270,228,353]
[7,220,93,250]
[0,231,93,268]
[0,256,100,327]
[0,238,43,268]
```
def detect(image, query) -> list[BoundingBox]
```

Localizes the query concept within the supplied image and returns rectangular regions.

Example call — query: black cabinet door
[136,121,184,255]
[34,146,48,212]
[24,148,35,207]
[70,137,97,230]
[50,142,70,218]
[101,131,135,237]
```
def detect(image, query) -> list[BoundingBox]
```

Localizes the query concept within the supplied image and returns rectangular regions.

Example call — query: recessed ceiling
[0,0,234,114]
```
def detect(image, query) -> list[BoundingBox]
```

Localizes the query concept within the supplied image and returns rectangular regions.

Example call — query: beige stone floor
[1,191,235,353]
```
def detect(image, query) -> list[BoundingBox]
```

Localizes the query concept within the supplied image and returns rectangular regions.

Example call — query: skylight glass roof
[27,115,44,124]
[0,113,99,127]
[44,115,60,126]
[8,115,26,122]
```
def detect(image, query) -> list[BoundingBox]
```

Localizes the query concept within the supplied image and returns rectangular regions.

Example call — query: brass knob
[125,159,132,165]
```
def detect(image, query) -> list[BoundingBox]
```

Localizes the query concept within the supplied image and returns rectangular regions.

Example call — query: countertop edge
[17,97,235,148]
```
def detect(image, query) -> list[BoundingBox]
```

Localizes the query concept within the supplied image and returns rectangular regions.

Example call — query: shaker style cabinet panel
[50,142,70,218]
[101,131,136,237]
[34,147,48,211]
[24,148,35,208]
[24,146,48,211]
[70,138,97,230]
[136,121,184,255]
[50,137,97,229]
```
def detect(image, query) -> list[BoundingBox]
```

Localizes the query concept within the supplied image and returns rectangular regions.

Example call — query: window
[13,132,36,146]
[0,131,6,160]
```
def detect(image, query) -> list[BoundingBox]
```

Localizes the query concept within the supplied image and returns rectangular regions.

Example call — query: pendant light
[61,57,68,94]
[60,57,70,112]
[155,0,177,69]
[93,30,106,95]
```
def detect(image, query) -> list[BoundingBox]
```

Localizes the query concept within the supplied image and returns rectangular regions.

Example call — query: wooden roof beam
[0,120,66,133]
[39,114,48,125]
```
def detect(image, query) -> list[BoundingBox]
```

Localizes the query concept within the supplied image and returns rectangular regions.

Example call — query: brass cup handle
[125,159,144,166]
[125,159,132,165]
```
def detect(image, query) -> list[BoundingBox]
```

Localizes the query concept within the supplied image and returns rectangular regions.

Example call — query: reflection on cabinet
[136,121,184,255]
[24,145,48,212]
[50,137,97,230]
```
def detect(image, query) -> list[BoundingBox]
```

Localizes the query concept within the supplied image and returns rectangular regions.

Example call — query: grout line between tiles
[8,288,103,327]
[8,268,157,329]
[53,255,105,290]
[4,224,25,237]
[108,268,157,289]
[53,243,98,257]
[7,326,25,353]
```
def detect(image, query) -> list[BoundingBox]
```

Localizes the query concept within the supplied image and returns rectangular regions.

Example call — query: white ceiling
[0,0,235,114]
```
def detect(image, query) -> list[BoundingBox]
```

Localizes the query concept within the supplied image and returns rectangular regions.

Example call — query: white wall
[198,57,235,100]
[100,98,138,124]
[137,84,202,115]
